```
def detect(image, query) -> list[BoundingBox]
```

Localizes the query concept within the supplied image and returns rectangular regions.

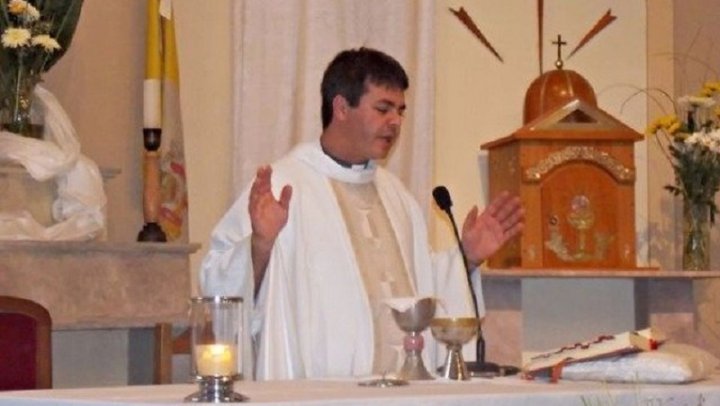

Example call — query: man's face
[342,82,406,162]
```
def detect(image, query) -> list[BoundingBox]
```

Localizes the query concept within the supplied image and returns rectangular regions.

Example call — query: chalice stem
[398,332,434,380]
[442,344,470,380]
[476,329,486,363]
[578,230,586,254]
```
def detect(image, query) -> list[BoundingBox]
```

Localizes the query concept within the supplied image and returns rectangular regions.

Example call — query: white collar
[293,140,377,184]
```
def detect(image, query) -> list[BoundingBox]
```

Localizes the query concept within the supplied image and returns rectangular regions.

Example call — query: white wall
[172,0,234,294]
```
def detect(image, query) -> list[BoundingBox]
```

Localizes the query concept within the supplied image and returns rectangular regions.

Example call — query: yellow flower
[1,27,31,48]
[703,81,720,94]
[660,115,679,127]
[674,132,689,141]
[31,35,61,52]
[8,0,28,15]
[646,114,680,135]
[699,89,713,97]
[646,121,660,135]
[7,0,39,21]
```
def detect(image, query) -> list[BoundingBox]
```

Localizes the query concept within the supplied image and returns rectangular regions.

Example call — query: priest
[200,47,524,380]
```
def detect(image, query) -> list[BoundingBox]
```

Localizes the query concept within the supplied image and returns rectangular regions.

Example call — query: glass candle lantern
[185,296,247,403]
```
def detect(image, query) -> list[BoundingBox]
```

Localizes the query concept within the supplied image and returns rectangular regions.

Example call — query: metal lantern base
[184,375,248,403]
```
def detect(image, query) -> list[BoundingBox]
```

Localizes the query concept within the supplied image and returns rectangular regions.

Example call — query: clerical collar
[321,145,371,170]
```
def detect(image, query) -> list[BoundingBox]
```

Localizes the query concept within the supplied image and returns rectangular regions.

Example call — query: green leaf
[36,0,84,71]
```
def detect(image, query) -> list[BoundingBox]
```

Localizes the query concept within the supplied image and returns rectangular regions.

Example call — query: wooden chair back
[0,296,52,390]
[153,323,191,384]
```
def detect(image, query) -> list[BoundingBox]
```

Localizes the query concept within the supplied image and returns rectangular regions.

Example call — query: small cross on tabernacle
[552,34,567,69]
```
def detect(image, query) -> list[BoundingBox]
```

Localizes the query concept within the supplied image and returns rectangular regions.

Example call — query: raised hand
[461,191,524,267]
[249,165,292,291]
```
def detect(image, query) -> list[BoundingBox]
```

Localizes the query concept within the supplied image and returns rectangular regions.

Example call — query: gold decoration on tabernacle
[526,245,537,261]
[508,155,518,175]
[623,244,632,261]
[525,146,634,183]
[544,195,614,262]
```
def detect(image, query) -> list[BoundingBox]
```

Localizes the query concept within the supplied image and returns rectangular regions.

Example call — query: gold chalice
[430,317,480,380]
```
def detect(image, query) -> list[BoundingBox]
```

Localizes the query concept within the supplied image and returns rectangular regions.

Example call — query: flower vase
[1,78,43,139]
[682,198,711,271]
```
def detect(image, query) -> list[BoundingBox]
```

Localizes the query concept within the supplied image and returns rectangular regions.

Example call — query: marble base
[0,241,199,329]
[482,279,522,367]
[482,269,720,368]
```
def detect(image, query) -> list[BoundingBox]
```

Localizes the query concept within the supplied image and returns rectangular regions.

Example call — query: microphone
[432,185,501,376]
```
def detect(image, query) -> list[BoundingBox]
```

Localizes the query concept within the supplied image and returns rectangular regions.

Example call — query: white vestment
[200,140,485,380]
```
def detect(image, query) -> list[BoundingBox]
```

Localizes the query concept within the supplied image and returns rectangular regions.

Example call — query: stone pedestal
[481,269,720,368]
[0,241,199,329]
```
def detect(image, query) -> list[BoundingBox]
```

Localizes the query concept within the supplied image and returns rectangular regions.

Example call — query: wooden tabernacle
[481,64,642,269]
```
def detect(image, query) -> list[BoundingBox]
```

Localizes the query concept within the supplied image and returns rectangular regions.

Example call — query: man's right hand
[249,165,292,295]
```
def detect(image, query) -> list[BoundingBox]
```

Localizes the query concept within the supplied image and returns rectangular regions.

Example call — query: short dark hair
[320,47,409,129]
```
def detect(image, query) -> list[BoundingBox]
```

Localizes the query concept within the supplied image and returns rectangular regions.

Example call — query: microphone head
[432,186,453,211]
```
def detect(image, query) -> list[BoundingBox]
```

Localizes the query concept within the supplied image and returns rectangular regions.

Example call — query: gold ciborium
[430,317,480,380]
[389,297,437,381]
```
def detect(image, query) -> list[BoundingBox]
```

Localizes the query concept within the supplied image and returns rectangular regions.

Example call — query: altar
[0,375,718,405]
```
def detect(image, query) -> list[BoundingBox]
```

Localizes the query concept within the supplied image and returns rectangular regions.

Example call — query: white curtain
[231,0,435,209]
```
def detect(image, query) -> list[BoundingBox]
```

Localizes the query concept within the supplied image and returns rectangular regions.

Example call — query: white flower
[31,35,61,52]
[24,3,40,21]
[1,27,31,48]
[685,132,702,146]
[678,95,716,109]
[708,128,720,142]
[705,129,720,153]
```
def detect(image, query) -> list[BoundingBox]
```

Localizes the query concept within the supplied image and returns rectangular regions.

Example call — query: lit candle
[195,344,237,376]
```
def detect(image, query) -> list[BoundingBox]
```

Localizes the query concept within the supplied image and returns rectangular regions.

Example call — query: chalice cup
[430,317,480,381]
[390,297,437,380]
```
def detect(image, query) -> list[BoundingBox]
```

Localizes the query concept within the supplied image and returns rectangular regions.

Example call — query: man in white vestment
[200,48,524,380]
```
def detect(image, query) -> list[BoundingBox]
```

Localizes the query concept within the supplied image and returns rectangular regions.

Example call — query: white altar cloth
[1,375,718,405]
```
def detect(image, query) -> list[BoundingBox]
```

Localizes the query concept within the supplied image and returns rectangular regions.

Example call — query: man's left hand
[461,191,524,268]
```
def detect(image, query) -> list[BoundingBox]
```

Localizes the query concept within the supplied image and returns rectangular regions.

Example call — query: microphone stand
[432,186,519,377]
[441,206,501,376]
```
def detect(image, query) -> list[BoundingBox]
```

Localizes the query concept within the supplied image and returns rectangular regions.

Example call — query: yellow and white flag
[145,0,188,241]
